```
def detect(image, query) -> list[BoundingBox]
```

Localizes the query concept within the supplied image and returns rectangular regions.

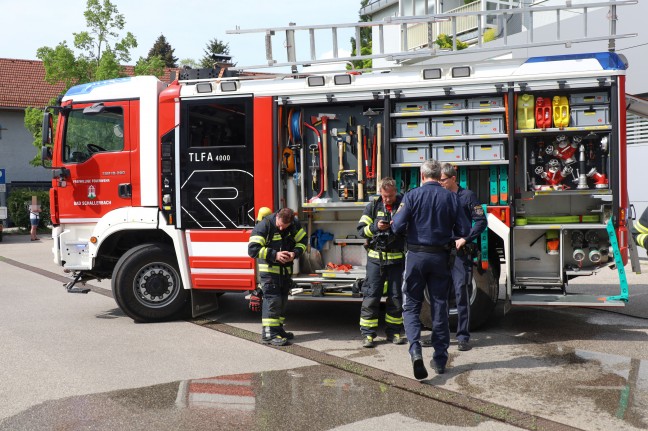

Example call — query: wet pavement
[1,231,648,430]
[0,365,525,431]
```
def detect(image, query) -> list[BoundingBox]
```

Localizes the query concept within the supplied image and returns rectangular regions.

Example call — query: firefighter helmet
[257,207,272,221]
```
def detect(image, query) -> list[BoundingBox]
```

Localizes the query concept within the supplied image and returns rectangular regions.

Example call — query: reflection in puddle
[0,365,523,431]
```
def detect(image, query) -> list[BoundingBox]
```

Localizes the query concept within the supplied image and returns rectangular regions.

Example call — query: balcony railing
[406,1,499,49]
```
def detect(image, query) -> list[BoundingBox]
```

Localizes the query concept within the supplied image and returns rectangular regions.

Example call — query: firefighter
[391,160,470,379]
[631,206,648,250]
[425,163,488,352]
[357,177,406,348]
[248,207,307,346]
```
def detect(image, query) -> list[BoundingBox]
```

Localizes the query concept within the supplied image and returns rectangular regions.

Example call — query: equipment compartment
[395,144,430,163]
[469,141,505,161]
[570,105,610,127]
[467,96,504,109]
[430,99,465,111]
[430,116,466,136]
[432,143,467,161]
[394,101,429,113]
[468,115,505,135]
[394,118,428,137]
[569,92,609,105]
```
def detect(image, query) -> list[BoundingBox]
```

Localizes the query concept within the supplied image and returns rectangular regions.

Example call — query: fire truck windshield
[63,108,124,163]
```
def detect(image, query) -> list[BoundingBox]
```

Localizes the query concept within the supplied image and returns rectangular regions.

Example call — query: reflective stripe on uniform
[258,264,293,275]
[363,225,373,238]
[259,247,269,260]
[367,250,404,260]
[638,233,648,248]
[249,235,266,245]
[360,317,379,328]
[360,215,373,225]
[636,221,648,234]
[385,313,403,325]
[262,318,282,327]
[294,228,306,242]
[272,234,282,241]
[295,242,306,252]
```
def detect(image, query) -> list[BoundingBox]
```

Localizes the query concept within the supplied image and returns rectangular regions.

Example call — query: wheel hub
[135,264,177,304]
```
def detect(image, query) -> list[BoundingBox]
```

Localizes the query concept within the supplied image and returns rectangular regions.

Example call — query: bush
[7,189,50,230]
[483,28,497,43]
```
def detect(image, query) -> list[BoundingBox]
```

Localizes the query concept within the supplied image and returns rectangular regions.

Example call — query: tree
[147,34,178,68]
[349,0,372,70]
[200,38,231,68]
[37,0,138,88]
[28,0,147,166]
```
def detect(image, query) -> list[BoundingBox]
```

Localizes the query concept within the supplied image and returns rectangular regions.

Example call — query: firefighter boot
[386,333,407,345]
[261,327,289,346]
[362,335,376,348]
[279,325,294,340]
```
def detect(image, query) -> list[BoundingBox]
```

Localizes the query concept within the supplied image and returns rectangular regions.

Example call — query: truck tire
[112,243,188,322]
[420,261,499,331]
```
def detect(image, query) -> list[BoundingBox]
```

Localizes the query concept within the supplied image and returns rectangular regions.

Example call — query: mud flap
[191,289,220,318]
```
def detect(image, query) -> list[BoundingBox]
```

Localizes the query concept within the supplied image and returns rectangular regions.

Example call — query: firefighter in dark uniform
[391,160,470,379]
[248,207,307,346]
[357,177,406,348]
[437,163,487,352]
[631,206,648,250]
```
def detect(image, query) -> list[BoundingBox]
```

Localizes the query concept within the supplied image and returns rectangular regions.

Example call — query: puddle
[0,365,525,431]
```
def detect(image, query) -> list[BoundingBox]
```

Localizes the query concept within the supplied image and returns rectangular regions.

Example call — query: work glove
[249,289,263,312]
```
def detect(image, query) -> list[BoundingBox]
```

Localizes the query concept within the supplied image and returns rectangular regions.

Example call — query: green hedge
[7,189,50,230]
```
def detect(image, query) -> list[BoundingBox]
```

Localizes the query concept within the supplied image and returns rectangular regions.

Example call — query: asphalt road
[1,231,647,430]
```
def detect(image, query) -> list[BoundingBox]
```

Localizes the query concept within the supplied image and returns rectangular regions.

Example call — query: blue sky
[1,0,362,70]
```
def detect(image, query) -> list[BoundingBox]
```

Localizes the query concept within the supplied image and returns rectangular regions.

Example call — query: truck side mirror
[41,112,53,168]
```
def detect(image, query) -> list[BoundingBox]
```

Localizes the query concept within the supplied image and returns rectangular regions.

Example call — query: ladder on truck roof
[226,0,637,71]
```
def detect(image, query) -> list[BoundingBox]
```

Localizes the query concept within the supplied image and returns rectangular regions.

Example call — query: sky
[1,0,363,71]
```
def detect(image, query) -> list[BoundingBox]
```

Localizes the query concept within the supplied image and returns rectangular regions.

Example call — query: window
[63,107,124,163]
[187,102,247,148]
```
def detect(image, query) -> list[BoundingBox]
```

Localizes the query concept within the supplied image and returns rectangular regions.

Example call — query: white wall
[0,110,51,184]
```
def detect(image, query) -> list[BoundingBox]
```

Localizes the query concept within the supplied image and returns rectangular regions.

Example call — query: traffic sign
[0,168,5,184]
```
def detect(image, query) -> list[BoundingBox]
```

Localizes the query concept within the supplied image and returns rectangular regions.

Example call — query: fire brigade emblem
[88,185,96,200]
[474,205,484,216]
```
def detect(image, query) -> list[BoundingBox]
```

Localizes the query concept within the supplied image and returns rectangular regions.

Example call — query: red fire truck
[42,50,634,324]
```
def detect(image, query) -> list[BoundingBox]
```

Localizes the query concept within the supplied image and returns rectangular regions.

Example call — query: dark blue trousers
[452,254,472,342]
[402,251,451,367]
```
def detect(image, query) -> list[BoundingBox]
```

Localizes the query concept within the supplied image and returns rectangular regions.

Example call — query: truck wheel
[112,243,188,322]
[420,261,499,331]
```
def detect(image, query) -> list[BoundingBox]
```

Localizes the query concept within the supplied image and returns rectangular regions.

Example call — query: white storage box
[570,105,609,126]
[569,92,609,105]
[469,141,505,160]
[468,115,505,135]
[395,101,429,113]
[433,143,467,161]
[395,118,428,137]
[430,116,465,136]
[430,99,465,111]
[467,97,504,109]
[395,145,430,163]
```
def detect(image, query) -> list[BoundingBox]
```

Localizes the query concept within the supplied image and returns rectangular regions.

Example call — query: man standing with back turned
[437,163,487,352]
[392,160,470,379]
